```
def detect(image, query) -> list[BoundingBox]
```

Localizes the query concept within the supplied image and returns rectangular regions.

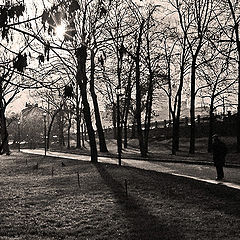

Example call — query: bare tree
[157,21,191,155]
[170,0,219,154]
[197,39,236,152]
[218,0,240,152]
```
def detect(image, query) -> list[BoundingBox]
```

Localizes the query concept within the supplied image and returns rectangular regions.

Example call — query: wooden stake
[125,179,128,198]
[77,172,80,188]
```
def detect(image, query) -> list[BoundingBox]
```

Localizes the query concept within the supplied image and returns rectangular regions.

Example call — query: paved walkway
[21,149,240,190]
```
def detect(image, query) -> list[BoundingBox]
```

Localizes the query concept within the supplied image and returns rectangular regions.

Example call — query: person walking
[212,134,227,181]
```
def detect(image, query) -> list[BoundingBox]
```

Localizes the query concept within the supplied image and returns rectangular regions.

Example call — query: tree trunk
[208,112,215,153]
[172,53,185,154]
[172,116,177,155]
[175,102,181,151]
[81,124,85,148]
[136,61,145,156]
[67,118,71,149]
[0,107,10,155]
[237,59,240,152]
[227,0,240,152]
[123,63,133,149]
[0,81,10,155]
[90,49,108,152]
[76,45,98,162]
[76,85,81,149]
[47,106,63,149]
[123,122,128,148]
[143,73,154,155]
[112,103,117,139]
[189,57,197,154]
[131,119,136,139]
[58,110,65,148]
[135,20,146,157]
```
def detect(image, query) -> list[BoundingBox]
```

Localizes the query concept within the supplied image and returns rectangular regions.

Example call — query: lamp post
[17,120,20,152]
[43,112,47,157]
[116,86,125,166]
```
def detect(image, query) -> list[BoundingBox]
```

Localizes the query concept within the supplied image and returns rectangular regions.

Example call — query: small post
[18,120,21,152]
[25,159,27,165]
[197,115,200,124]
[77,172,80,188]
[51,166,54,177]
[125,179,128,198]
[81,124,85,147]
[43,112,47,157]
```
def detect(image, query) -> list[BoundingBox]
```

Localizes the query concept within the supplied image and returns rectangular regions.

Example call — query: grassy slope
[0,152,240,240]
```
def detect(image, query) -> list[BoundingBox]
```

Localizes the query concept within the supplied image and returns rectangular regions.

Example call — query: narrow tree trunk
[81,124,85,148]
[237,59,240,152]
[0,108,10,155]
[123,122,128,148]
[189,57,197,154]
[135,21,146,157]
[58,110,65,148]
[175,101,181,151]
[90,50,108,152]
[67,118,71,149]
[112,103,117,139]
[136,62,145,156]
[0,82,10,155]
[47,106,63,149]
[172,57,185,154]
[144,20,155,154]
[207,94,216,152]
[172,116,177,155]
[208,112,214,153]
[76,85,81,149]
[227,1,240,152]
[144,73,154,154]
[76,45,97,162]
[123,64,133,148]
[131,119,136,139]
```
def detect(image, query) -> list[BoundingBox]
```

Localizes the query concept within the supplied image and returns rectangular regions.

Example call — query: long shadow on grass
[93,163,185,240]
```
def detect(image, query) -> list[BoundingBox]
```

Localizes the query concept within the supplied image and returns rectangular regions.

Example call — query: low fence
[103,115,238,140]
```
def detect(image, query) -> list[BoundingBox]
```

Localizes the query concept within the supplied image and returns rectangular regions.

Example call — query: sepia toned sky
[8,0,171,119]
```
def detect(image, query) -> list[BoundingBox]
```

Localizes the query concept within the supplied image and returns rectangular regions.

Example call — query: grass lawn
[0,152,240,239]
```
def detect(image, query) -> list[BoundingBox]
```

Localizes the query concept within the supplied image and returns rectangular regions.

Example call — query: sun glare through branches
[55,23,66,40]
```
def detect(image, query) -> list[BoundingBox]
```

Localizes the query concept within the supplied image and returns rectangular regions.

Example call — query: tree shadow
[93,163,185,240]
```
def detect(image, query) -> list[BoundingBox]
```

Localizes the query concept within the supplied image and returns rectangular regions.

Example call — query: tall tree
[170,0,217,153]
[222,0,240,152]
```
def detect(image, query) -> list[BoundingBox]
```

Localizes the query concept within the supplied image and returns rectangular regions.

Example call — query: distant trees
[172,0,219,153]
[217,0,240,152]
[165,0,240,154]
[157,21,190,155]
[119,3,161,157]
[0,0,49,154]
[2,0,240,157]
[197,37,236,152]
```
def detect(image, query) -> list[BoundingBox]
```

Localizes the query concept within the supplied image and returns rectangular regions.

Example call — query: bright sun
[55,24,66,39]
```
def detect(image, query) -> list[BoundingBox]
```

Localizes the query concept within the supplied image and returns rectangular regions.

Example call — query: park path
[21,149,240,191]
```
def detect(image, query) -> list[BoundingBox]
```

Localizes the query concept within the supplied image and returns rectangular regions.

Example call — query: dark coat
[212,139,227,166]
